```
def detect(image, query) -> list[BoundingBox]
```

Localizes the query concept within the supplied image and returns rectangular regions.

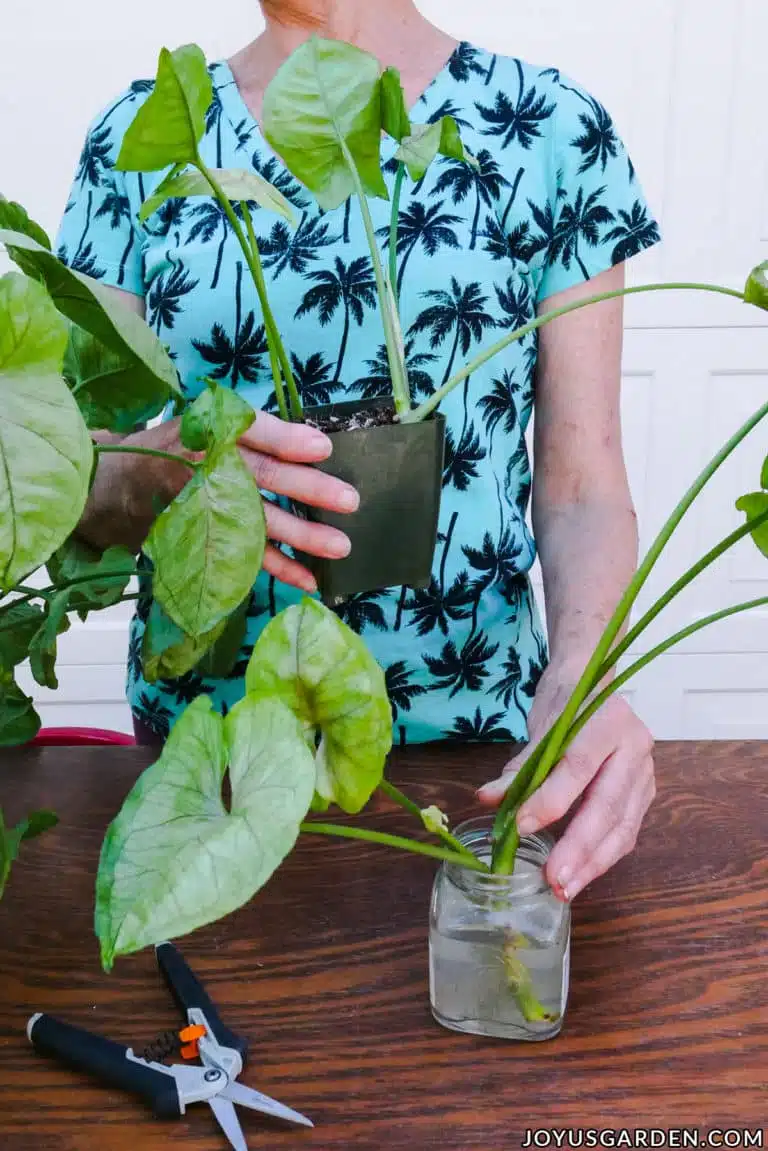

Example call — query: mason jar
[429,816,570,1040]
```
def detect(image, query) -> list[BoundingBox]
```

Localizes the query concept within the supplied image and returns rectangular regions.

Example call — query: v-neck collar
[211,41,468,169]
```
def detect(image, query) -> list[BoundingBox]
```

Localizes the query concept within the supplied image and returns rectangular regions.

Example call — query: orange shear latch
[179,1024,207,1060]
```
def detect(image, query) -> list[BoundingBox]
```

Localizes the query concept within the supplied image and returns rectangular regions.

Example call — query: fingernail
[338,486,359,512]
[516,815,538,836]
[328,534,351,558]
[555,867,571,900]
[301,573,318,593]
[309,431,332,458]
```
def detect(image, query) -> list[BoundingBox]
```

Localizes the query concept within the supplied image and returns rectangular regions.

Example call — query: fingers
[264,501,351,561]
[476,746,531,805]
[239,410,334,463]
[545,755,656,902]
[242,447,360,514]
[261,543,318,594]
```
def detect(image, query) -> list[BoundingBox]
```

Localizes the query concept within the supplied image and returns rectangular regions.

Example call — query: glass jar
[429,816,570,1040]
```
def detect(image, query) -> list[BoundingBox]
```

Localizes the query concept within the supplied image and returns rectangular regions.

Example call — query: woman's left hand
[477,668,656,902]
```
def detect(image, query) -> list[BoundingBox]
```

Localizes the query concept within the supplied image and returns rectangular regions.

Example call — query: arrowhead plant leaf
[116,44,212,171]
[145,444,266,638]
[95,693,316,969]
[139,167,298,226]
[262,36,388,211]
[245,598,392,813]
[0,272,93,587]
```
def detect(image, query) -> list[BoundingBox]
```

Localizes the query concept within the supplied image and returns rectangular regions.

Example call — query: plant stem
[378,778,482,864]
[300,821,490,871]
[342,143,411,416]
[547,594,768,774]
[238,200,300,420]
[0,570,141,629]
[598,508,768,677]
[491,393,768,872]
[388,162,406,312]
[404,282,747,424]
[491,508,768,849]
[194,158,301,420]
[95,444,199,469]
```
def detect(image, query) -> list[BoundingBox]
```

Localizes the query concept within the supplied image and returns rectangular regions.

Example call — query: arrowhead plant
[0,37,767,1025]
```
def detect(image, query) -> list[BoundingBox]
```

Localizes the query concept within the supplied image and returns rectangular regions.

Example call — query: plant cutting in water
[1,37,768,1027]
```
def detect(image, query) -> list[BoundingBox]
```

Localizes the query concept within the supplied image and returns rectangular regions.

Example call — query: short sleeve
[536,74,661,302]
[55,96,146,296]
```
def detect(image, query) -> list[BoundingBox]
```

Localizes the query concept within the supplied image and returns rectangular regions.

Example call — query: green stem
[492,392,768,872]
[194,158,300,420]
[239,200,300,420]
[388,162,406,312]
[342,144,411,416]
[404,282,747,424]
[544,594,768,782]
[491,508,768,848]
[0,570,141,630]
[95,444,199,469]
[300,821,489,871]
[378,779,481,864]
[599,508,768,677]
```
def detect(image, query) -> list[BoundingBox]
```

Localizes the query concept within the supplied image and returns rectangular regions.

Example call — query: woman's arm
[479,262,656,900]
[77,287,359,592]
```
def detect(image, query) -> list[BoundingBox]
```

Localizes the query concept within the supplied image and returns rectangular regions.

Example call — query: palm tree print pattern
[55,47,660,744]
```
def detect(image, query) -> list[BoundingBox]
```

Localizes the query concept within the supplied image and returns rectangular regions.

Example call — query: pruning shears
[27,941,313,1148]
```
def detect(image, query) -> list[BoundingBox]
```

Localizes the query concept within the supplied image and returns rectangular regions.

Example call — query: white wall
[3,0,768,736]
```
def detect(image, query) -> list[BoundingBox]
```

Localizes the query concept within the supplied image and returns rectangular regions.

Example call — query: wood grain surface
[0,741,766,1151]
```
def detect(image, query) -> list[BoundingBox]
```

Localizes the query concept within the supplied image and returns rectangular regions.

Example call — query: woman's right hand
[79,410,358,593]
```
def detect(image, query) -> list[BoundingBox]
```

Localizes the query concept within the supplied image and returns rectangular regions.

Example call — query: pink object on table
[29,728,135,747]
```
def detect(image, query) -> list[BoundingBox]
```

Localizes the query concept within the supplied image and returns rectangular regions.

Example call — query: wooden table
[0,742,766,1150]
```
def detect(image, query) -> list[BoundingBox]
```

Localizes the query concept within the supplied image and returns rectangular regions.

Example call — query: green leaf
[380,67,410,142]
[142,599,227,682]
[0,272,93,588]
[0,602,45,669]
[140,166,297,226]
[197,596,249,678]
[116,45,212,171]
[63,325,171,433]
[761,456,768,491]
[145,445,266,637]
[180,383,255,452]
[262,36,388,212]
[0,196,51,251]
[744,261,768,312]
[95,693,315,968]
[395,117,476,181]
[736,491,768,558]
[245,598,392,813]
[46,538,135,618]
[0,807,58,899]
[0,673,40,746]
[0,231,180,400]
[28,591,70,690]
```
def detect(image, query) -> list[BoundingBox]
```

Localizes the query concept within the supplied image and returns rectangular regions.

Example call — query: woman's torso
[57,42,658,743]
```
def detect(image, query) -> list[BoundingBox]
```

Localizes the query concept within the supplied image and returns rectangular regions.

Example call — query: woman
[58,0,661,902]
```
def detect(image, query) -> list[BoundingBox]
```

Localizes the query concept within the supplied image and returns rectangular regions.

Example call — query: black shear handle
[28,1013,182,1119]
[156,942,248,1062]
